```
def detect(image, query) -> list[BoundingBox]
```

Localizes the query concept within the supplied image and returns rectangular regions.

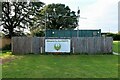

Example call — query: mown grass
[113,41,120,53]
[1,41,119,78]
[2,54,118,78]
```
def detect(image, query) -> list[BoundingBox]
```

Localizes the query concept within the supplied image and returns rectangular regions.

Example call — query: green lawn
[2,55,118,78]
[1,41,119,78]
[113,41,120,53]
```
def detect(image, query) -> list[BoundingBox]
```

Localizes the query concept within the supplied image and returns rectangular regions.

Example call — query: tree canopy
[39,3,78,30]
[1,2,79,37]
[1,1,44,38]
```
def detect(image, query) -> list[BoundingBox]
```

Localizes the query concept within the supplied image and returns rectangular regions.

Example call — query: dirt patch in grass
[0,56,17,64]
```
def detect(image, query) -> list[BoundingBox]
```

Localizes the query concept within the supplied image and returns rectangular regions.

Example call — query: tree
[0,2,2,19]
[0,32,5,37]
[119,31,120,34]
[39,3,78,30]
[1,1,44,38]
[30,27,45,37]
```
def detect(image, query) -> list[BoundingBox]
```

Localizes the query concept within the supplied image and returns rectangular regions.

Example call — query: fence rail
[12,37,113,54]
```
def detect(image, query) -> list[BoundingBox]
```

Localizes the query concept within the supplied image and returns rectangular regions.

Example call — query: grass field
[113,41,120,53]
[2,54,118,78]
[1,41,119,78]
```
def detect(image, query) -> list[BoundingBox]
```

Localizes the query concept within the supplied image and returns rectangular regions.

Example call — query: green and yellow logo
[54,44,61,51]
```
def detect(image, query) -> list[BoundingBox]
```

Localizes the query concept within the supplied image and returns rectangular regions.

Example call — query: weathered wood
[12,37,113,54]
[12,37,45,54]
[71,37,113,54]
[12,37,32,54]
[39,37,45,53]
[32,37,40,54]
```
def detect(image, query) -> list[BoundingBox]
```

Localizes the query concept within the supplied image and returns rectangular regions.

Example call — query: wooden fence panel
[12,37,32,54]
[87,37,94,54]
[12,37,45,54]
[71,37,113,54]
[12,37,113,54]
[32,37,40,54]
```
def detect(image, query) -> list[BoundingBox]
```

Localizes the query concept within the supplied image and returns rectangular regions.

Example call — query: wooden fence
[71,37,113,54]
[12,37,113,54]
[12,37,45,54]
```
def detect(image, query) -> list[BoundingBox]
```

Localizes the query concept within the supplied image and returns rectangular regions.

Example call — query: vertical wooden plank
[87,37,94,54]
[13,37,20,54]
[80,37,87,53]
[12,37,15,54]
[76,38,79,53]
[105,37,113,53]
[98,37,102,53]
[13,37,19,54]
[12,37,32,54]
[71,37,74,53]
[109,37,113,53]
[93,37,97,53]
[79,38,83,53]
[94,37,101,53]
[72,37,76,53]
[24,37,32,54]
[72,37,78,53]
[40,37,45,53]
[100,37,104,53]
[32,37,40,54]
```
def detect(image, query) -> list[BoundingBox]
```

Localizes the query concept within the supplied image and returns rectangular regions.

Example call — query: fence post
[41,47,42,53]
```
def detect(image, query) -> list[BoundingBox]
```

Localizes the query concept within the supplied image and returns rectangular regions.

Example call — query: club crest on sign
[54,44,61,51]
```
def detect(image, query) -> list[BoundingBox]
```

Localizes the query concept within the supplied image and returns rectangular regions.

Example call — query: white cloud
[79,0,119,33]
[83,0,118,18]
[40,0,119,33]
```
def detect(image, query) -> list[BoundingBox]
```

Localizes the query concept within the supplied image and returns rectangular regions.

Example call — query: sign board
[45,39,71,52]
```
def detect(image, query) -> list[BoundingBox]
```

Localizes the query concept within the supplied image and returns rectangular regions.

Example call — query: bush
[33,31,45,37]
[2,44,11,50]
[106,33,120,41]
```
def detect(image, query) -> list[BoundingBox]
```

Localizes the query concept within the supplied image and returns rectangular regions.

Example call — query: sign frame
[45,38,71,53]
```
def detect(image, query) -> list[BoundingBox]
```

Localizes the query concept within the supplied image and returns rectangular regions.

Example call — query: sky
[40,0,119,33]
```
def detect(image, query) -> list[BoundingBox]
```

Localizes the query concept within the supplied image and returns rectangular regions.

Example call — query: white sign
[45,39,71,52]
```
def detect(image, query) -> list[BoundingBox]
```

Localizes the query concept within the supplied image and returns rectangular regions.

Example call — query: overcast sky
[40,0,119,33]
